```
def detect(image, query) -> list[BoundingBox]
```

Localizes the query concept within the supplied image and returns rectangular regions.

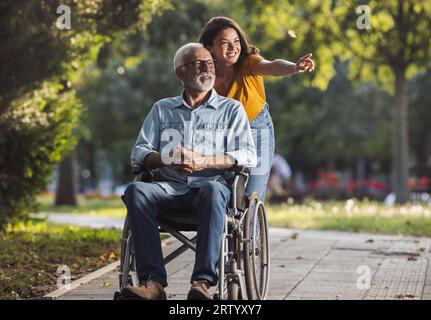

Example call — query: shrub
[0,83,81,228]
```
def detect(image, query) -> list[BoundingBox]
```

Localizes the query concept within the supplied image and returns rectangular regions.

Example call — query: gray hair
[173,43,204,70]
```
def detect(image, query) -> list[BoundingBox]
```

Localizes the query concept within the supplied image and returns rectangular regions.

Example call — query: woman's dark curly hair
[198,17,259,65]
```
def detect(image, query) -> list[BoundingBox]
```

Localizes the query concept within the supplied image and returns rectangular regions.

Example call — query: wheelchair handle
[230,165,251,176]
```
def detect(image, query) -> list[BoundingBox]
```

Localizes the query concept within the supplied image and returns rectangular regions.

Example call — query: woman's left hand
[295,53,315,73]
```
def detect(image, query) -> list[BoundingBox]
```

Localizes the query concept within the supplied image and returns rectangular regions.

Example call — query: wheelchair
[114,164,270,300]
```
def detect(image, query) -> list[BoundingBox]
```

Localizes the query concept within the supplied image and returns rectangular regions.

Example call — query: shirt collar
[174,89,219,110]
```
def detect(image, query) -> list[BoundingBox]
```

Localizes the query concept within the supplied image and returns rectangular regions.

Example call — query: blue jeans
[123,180,231,287]
[246,104,275,201]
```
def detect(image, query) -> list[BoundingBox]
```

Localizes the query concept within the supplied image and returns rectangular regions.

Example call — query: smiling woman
[198,16,315,202]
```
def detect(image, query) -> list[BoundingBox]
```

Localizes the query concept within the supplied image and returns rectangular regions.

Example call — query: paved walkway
[34,212,125,229]
[49,228,431,300]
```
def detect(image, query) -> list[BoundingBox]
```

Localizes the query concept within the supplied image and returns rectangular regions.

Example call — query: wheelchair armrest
[132,164,156,182]
[228,165,250,176]
[132,164,144,175]
[229,166,251,211]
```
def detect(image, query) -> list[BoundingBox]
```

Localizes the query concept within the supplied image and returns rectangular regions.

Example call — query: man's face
[177,47,215,92]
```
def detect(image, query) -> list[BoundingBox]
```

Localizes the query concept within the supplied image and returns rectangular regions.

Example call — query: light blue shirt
[131,89,257,195]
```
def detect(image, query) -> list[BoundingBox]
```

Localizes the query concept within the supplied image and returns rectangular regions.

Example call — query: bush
[0,83,82,228]
[0,0,171,228]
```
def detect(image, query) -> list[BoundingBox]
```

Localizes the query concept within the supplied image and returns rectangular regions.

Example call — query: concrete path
[34,212,125,229]
[48,228,431,300]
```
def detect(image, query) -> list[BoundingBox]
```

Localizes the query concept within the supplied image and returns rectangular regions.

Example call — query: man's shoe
[121,280,167,300]
[187,280,213,300]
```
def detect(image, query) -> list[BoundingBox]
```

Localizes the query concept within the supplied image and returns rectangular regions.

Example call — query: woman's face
[209,27,241,65]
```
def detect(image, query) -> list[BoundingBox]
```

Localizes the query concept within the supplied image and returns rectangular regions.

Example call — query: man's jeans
[123,180,231,287]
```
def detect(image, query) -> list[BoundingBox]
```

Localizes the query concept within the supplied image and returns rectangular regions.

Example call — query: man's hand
[166,148,206,173]
[174,147,208,172]
[295,53,315,73]
[169,147,234,172]
[168,163,194,174]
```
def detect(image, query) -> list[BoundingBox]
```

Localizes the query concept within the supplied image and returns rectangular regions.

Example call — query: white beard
[189,73,215,91]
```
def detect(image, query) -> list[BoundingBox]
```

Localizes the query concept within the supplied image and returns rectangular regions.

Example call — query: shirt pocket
[200,122,228,131]
[160,122,184,131]
[194,122,229,153]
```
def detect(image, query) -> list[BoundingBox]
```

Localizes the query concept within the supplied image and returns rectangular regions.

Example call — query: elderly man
[121,43,256,300]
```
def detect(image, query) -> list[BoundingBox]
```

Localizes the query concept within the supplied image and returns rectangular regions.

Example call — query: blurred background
[1,0,430,300]
[1,0,430,223]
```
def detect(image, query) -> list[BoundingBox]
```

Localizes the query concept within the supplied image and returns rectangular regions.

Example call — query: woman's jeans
[245,104,275,201]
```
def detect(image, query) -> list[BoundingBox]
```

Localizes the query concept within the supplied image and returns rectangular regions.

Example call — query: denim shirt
[131,89,257,195]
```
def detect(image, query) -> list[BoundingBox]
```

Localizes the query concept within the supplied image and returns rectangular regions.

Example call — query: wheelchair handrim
[251,199,270,300]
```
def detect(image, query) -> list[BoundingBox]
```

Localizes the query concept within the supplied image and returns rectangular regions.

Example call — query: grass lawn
[37,193,431,237]
[267,199,431,237]
[0,220,121,300]
[36,193,125,217]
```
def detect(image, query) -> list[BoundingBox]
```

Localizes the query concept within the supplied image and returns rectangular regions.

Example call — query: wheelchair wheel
[243,192,270,300]
[119,215,139,289]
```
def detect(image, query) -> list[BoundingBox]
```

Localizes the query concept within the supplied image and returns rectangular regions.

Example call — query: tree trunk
[55,150,77,206]
[392,69,409,203]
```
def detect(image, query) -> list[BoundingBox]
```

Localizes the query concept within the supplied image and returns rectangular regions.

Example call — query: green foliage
[229,0,431,92]
[0,0,170,227]
[76,0,215,183]
[329,0,431,93]
[268,63,392,168]
[0,85,82,227]
[74,0,430,186]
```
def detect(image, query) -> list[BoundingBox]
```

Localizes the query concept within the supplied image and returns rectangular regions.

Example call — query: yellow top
[227,54,266,121]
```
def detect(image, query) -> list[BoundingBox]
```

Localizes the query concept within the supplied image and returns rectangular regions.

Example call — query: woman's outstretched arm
[250,53,315,76]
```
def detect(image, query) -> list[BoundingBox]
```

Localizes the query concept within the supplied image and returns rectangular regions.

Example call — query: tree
[230,0,431,203]
[266,63,391,175]
[55,151,77,206]
[76,0,215,185]
[0,0,171,227]
[332,0,431,203]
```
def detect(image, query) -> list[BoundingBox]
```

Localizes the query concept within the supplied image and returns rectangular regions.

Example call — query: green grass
[266,199,431,237]
[36,193,431,236]
[36,193,125,217]
[0,220,122,300]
